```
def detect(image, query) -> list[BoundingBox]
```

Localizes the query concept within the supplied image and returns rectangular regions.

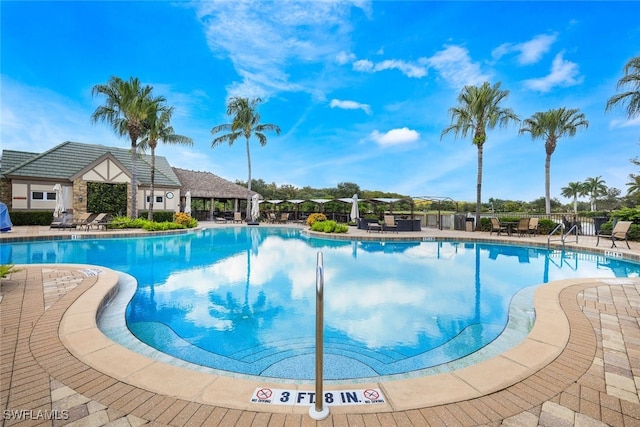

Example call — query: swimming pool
[3,227,639,382]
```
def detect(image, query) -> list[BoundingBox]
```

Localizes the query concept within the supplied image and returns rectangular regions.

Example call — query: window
[156,196,163,203]
[32,191,57,201]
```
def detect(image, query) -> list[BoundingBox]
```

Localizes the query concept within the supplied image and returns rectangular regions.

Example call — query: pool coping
[55,262,630,415]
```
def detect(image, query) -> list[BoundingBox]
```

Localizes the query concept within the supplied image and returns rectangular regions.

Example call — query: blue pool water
[3,227,639,381]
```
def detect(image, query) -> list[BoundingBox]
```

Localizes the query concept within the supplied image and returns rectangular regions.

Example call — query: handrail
[309,251,329,420]
[547,224,579,249]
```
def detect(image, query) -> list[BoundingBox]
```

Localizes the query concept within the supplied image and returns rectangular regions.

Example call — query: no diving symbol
[256,388,272,400]
[364,389,379,400]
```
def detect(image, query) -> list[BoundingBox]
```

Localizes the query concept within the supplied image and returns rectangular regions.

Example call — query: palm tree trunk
[475,144,483,231]
[545,153,551,214]
[130,137,138,218]
[245,137,251,221]
[148,146,155,221]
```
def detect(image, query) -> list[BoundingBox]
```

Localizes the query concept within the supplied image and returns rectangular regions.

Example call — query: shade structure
[185,191,192,215]
[349,194,359,222]
[53,184,65,217]
[251,194,260,221]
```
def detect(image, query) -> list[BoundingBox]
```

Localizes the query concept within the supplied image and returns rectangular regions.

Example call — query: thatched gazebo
[172,168,261,221]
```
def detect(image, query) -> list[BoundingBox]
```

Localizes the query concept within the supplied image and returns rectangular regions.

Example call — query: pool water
[3,227,639,381]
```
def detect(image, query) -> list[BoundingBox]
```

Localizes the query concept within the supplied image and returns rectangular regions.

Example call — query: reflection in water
[3,229,639,380]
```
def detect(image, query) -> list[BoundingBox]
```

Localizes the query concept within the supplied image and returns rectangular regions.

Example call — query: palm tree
[519,108,589,214]
[211,97,281,220]
[606,56,640,120]
[91,76,164,218]
[441,82,519,230]
[561,181,586,214]
[626,173,640,196]
[140,102,193,220]
[583,176,607,211]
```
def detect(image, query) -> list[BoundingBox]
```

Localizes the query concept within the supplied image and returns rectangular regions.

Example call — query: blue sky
[2,1,639,203]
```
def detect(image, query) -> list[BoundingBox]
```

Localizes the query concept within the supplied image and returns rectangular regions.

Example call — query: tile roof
[1,141,180,187]
[172,167,261,200]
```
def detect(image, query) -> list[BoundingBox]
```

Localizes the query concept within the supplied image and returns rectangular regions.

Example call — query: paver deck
[2,222,640,426]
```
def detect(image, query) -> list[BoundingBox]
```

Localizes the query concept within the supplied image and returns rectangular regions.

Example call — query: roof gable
[1,141,181,187]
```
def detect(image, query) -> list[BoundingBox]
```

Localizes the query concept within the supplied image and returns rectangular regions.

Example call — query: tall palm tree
[561,181,587,214]
[583,176,607,211]
[441,82,518,230]
[606,56,640,121]
[140,102,193,220]
[211,97,281,219]
[91,76,164,218]
[519,108,589,214]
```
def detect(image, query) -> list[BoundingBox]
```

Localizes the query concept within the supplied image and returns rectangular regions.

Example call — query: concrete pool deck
[2,222,640,426]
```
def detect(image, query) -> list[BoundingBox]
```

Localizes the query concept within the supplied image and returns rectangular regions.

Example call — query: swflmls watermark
[3,409,69,421]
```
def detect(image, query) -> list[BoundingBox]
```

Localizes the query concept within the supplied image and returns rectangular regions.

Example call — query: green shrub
[142,221,186,231]
[7,210,52,226]
[323,220,337,233]
[334,223,349,233]
[311,220,326,232]
[139,210,175,222]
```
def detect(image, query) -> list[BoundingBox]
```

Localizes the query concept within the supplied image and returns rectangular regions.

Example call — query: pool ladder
[547,223,579,249]
[309,251,330,420]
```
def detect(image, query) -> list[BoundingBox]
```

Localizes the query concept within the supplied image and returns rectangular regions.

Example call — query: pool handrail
[309,251,329,420]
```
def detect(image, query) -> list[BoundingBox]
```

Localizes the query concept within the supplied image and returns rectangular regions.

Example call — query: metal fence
[416,212,610,236]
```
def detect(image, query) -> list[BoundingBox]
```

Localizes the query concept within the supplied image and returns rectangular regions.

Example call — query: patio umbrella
[251,194,260,222]
[349,194,359,222]
[53,184,64,218]
[185,191,191,215]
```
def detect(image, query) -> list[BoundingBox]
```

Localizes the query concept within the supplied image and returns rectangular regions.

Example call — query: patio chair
[383,215,398,233]
[50,212,75,230]
[515,218,530,237]
[490,218,506,236]
[528,217,539,236]
[85,213,109,231]
[367,220,382,233]
[279,213,289,223]
[597,220,632,249]
[72,212,92,230]
[233,212,242,223]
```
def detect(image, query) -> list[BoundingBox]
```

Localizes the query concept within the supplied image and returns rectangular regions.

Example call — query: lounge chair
[597,220,632,249]
[233,212,242,223]
[72,212,92,230]
[383,215,398,233]
[50,213,75,230]
[515,218,530,237]
[84,213,109,231]
[490,218,506,236]
[279,213,289,223]
[528,217,539,236]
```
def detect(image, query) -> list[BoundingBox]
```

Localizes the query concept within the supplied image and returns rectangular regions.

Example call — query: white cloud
[352,58,427,78]
[330,99,371,114]
[369,127,419,146]
[426,45,491,89]
[523,52,583,92]
[492,33,557,65]
[193,1,370,99]
[609,116,640,129]
[335,50,355,65]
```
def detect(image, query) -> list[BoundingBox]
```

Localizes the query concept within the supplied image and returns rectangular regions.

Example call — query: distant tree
[140,103,193,220]
[335,182,361,198]
[529,196,563,213]
[441,81,519,230]
[599,187,622,211]
[561,181,587,214]
[583,176,607,211]
[519,108,589,214]
[211,97,281,219]
[91,76,163,218]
